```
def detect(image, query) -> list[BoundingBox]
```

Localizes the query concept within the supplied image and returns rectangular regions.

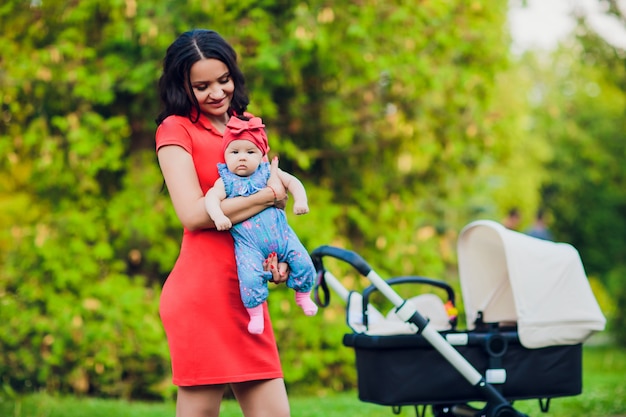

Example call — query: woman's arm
[157,145,278,231]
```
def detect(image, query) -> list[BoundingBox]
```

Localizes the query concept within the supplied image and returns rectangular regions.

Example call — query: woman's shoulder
[157,114,219,138]
[156,115,193,136]
[159,114,192,128]
[156,115,197,152]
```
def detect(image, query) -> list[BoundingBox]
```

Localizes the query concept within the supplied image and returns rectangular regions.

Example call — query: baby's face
[224,139,264,177]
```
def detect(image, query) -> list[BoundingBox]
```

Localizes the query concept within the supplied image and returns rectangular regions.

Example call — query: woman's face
[188,58,235,121]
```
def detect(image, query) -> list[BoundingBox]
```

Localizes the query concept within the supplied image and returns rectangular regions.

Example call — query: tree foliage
[1,0,622,399]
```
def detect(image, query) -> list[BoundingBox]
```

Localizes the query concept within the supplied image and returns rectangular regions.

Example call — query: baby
[205,116,318,334]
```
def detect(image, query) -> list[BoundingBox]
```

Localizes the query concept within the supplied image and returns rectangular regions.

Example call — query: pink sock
[247,305,264,334]
[295,291,318,316]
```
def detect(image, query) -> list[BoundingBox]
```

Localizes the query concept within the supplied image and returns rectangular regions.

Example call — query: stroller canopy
[458,220,606,348]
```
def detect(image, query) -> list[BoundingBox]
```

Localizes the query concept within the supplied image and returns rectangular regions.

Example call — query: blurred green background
[1,0,624,402]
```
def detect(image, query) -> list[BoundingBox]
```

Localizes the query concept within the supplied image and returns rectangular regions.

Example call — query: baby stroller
[311,220,606,417]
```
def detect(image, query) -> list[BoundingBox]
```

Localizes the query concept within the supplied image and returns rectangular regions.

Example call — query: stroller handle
[311,245,373,308]
[310,245,373,277]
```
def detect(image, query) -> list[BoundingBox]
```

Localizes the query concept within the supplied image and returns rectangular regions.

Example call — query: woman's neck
[205,113,229,133]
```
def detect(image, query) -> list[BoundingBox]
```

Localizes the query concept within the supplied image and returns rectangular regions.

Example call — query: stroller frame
[312,245,529,417]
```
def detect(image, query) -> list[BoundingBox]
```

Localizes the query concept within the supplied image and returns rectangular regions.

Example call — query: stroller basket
[343,332,582,406]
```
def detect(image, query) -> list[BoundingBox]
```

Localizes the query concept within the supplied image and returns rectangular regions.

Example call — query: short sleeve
[156,116,193,153]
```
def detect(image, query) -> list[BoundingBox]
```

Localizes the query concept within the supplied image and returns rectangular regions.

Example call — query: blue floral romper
[218,162,315,308]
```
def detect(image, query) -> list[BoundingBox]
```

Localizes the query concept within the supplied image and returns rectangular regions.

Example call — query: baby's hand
[213,216,233,231]
[267,157,287,201]
[293,202,309,215]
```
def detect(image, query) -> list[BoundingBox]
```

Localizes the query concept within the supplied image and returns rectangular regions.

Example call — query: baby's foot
[247,305,264,334]
[295,292,318,316]
[248,317,264,334]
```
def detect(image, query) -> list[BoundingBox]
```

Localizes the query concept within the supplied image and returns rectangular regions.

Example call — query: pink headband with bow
[222,116,269,156]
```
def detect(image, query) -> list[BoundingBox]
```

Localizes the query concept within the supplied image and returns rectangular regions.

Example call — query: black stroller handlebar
[310,245,373,276]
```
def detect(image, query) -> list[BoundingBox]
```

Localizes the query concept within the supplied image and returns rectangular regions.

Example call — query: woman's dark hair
[155,29,249,125]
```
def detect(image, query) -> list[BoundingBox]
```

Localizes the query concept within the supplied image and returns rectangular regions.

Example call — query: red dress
[155,114,283,386]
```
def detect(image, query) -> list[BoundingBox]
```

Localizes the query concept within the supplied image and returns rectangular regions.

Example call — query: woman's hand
[267,157,288,209]
[263,252,290,284]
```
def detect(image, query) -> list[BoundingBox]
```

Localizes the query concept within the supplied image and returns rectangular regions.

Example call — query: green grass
[1,345,624,417]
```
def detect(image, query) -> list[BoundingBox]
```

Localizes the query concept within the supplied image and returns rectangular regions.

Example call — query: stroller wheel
[431,404,456,416]
[449,404,479,416]
[491,404,528,417]
[448,403,528,417]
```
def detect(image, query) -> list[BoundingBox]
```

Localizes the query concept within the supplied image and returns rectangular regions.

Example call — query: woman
[155,29,291,417]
